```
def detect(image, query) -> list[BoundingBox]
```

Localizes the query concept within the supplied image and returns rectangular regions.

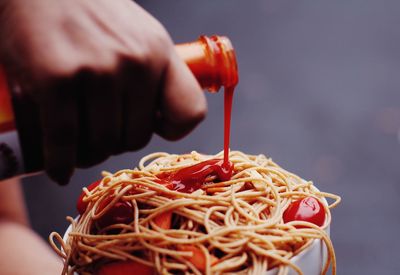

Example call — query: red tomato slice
[77,180,101,215]
[283,197,325,227]
[95,261,153,275]
[153,211,172,229]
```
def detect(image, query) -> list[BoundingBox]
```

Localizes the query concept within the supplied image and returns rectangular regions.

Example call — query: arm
[0,178,62,274]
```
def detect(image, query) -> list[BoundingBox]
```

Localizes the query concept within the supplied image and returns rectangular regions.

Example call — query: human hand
[0,0,207,184]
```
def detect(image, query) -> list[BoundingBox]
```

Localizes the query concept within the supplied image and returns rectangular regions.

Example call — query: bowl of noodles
[50,151,340,275]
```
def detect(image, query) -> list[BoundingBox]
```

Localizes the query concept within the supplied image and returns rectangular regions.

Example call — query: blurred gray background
[22,1,400,274]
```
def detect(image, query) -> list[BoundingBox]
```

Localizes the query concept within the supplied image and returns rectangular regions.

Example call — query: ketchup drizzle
[157,159,233,193]
[224,86,234,166]
[156,85,236,194]
[157,35,238,194]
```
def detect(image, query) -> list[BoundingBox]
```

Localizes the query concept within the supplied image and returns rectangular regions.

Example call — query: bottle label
[0,130,24,179]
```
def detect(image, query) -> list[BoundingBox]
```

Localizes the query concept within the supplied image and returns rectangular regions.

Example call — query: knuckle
[135,29,173,68]
[150,28,172,51]
[89,52,119,74]
[32,38,121,81]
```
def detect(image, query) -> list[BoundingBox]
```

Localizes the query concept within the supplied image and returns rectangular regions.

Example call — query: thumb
[156,53,207,141]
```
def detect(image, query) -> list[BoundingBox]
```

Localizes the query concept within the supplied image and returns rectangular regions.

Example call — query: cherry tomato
[77,180,101,214]
[96,196,134,229]
[283,197,325,227]
[95,261,153,275]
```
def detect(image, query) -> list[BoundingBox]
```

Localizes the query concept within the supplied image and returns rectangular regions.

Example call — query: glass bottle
[175,35,238,91]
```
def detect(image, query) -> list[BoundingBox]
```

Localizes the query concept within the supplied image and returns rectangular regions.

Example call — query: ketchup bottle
[0,35,238,180]
[176,36,239,165]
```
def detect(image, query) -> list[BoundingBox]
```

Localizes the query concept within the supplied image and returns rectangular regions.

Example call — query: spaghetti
[50,151,340,275]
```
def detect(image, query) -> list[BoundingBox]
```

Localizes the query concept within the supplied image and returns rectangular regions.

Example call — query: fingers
[155,54,207,141]
[38,78,78,185]
[118,60,157,152]
[37,53,207,184]
[75,70,121,168]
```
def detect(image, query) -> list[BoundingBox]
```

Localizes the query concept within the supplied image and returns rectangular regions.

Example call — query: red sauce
[157,159,233,193]
[224,86,234,165]
[176,35,237,179]
[156,82,236,194]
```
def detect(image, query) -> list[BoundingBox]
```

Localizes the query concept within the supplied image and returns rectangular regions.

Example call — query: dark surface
[22,1,400,274]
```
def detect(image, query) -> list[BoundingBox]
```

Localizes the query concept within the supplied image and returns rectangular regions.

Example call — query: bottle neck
[175,35,238,92]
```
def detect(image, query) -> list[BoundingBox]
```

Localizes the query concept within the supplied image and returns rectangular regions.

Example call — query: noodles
[49,151,341,275]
